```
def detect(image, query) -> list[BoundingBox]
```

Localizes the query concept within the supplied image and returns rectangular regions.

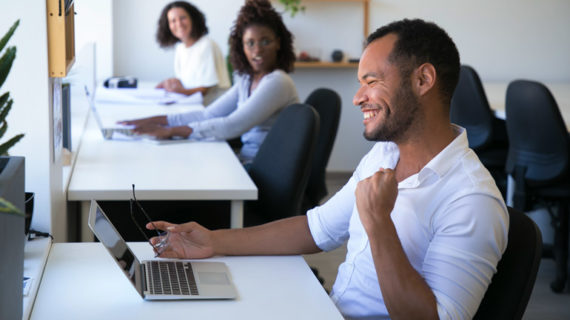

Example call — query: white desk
[30,243,344,320]
[67,101,257,241]
[23,238,52,320]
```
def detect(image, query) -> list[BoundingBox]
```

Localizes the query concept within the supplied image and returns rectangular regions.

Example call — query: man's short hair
[367,19,460,106]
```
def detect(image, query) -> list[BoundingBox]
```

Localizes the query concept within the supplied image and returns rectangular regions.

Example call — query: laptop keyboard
[147,261,199,295]
[115,128,135,136]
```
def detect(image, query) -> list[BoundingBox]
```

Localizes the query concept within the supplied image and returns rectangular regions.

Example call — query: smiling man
[146,19,509,319]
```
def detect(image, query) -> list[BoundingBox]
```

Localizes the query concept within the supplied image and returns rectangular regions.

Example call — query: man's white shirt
[307,126,508,319]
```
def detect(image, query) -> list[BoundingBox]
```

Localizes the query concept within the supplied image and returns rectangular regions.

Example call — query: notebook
[87,200,238,300]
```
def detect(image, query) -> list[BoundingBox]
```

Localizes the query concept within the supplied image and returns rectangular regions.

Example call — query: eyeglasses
[129,184,169,256]
[243,38,275,49]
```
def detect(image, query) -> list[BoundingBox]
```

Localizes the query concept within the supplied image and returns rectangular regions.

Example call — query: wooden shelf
[46,0,75,77]
[295,61,358,68]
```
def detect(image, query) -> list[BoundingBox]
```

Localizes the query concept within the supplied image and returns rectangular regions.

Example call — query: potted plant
[0,20,23,155]
[0,21,27,320]
[0,19,27,213]
[279,0,305,17]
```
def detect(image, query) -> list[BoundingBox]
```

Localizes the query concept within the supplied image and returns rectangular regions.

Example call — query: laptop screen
[89,201,141,293]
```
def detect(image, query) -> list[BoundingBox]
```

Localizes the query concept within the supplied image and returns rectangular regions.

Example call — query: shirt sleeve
[166,84,239,127]
[425,194,508,319]
[189,71,296,140]
[306,176,357,251]
[306,146,377,251]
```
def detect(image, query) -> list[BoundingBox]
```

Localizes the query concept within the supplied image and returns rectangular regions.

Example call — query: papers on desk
[96,87,203,105]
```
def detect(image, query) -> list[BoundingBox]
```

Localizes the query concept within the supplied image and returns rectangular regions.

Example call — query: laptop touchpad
[198,272,230,285]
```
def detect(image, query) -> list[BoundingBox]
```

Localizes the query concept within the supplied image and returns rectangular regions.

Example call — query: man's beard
[364,79,420,142]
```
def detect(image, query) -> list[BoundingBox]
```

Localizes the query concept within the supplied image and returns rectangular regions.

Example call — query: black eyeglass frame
[129,184,169,255]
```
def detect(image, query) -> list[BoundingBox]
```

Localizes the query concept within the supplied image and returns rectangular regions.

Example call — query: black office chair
[505,79,570,293]
[244,103,319,226]
[302,88,341,212]
[474,206,542,320]
[450,65,508,195]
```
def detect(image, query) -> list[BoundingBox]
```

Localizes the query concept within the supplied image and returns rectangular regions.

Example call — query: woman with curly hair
[155,1,230,105]
[122,0,299,164]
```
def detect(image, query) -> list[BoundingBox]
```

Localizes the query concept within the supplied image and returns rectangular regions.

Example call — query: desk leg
[80,201,95,242]
[230,201,244,229]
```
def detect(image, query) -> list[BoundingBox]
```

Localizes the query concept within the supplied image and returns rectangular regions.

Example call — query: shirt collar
[399,125,467,188]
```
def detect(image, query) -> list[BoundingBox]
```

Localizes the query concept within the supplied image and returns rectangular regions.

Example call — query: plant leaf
[0,133,24,156]
[0,20,19,54]
[0,120,7,138]
[0,46,16,88]
[0,92,9,111]
[0,197,24,216]
[0,97,12,123]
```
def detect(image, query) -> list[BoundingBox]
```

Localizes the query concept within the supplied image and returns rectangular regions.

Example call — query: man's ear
[413,63,436,97]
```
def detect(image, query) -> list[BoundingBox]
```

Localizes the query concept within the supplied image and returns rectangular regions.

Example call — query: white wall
[1,1,66,240]
[113,0,243,82]
[109,0,570,171]
[366,0,570,82]
[74,0,114,84]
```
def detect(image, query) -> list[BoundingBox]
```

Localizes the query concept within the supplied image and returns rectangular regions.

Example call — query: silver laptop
[86,93,136,140]
[85,86,193,144]
[88,200,237,300]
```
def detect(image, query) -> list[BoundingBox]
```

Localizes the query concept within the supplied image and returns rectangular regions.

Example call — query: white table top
[30,242,343,320]
[67,101,257,201]
[23,237,52,320]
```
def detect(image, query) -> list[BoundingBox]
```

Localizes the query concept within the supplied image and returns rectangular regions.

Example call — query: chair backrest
[450,65,495,149]
[246,103,319,223]
[474,206,542,320]
[505,80,570,182]
[303,88,341,208]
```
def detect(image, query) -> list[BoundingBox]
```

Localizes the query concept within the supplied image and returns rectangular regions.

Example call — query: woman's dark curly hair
[229,0,295,76]
[156,1,208,48]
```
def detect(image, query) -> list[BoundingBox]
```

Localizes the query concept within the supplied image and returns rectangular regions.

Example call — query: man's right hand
[146,221,216,259]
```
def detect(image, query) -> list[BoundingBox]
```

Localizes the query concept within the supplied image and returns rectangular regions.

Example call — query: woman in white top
[122,0,299,164]
[155,1,230,105]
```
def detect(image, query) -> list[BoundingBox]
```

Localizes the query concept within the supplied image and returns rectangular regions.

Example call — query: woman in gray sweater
[121,0,298,164]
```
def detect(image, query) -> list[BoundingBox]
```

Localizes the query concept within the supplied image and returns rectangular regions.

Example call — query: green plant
[0,20,23,156]
[0,197,23,217]
[279,0,305,17]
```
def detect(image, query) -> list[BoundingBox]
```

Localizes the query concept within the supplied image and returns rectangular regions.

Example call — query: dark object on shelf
[297,51,320,62]
[331,50,343,62]
[103,76,137,89]
[348,58,359,63]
